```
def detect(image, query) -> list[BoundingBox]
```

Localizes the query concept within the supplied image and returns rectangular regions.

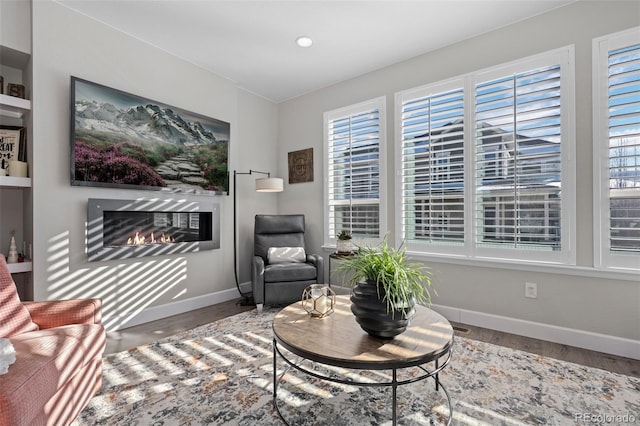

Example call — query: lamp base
[237,292,255,306]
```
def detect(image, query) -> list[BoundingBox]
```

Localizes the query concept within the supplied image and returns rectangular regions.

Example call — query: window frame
[323,96,388,248]
[394,77,470,257]
[395,46,576,265]
[593,27,640,271]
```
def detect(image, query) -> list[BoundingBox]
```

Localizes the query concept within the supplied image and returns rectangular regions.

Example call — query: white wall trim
[107,288,639,360]
[410,251,640,281]
[432,303,639,360]
[239,281,252,295]
[107,286,243,331]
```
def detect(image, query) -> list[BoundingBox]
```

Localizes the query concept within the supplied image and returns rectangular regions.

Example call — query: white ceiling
[56,0,576,103]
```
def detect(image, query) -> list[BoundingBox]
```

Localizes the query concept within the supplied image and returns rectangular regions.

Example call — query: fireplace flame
[127,231,174,246]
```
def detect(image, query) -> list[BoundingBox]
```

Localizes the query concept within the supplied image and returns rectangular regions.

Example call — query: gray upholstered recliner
[252,214,324,311]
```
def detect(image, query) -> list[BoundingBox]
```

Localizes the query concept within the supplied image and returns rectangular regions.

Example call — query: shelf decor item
[70,77,230,195]
[337,237,433,338]
[301,284,336,318]
[7,233,19,264]
[7,84,25,99]
[8,160,27,177]
[0,126,25,172]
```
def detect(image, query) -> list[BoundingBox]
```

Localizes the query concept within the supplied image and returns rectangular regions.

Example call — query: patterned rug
[72,307,639,425]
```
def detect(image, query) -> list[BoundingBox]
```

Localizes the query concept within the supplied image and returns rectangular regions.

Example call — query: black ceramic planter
[350,280,416,339]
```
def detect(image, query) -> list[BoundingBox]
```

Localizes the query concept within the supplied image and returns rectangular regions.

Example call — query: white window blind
[475,64,563,252]
[325,97,386,242]
[594,28,640,270]
[608,43,640,254]
[396,47,574,263]
[398,84,465,245]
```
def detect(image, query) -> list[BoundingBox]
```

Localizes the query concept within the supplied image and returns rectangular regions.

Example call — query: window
[397,80,466,248]
[475,63,564,253]
[397,47,575,264]
[594,28,640,270]
[324,97,387,246]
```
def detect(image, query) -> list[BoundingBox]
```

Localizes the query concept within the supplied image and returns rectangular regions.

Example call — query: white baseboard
[106,286,243,331]
[106,290,639,360]
[239,281,252,294]
[431,304,640,360]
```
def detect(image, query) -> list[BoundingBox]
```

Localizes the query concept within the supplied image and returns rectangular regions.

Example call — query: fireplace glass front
[87,198,219,261]
[103,211,212,248]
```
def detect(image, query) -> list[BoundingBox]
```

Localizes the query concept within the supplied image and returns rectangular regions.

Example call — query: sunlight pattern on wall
[46,230,188,331]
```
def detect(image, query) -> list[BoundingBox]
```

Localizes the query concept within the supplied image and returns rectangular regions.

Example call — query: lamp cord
[234,170,274,306]
[233,170,252,303]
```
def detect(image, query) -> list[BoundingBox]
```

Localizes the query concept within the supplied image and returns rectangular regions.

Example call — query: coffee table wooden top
[273,294,454,369]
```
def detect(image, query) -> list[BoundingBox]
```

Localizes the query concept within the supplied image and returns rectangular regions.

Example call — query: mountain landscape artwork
[71,77,229,194]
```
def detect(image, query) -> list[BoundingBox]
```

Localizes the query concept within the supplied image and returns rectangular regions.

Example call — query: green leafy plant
[336,230,352,240]
[337,236,433,315]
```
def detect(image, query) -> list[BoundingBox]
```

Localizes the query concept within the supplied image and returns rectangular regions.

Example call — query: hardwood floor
[105,298,639,379]
[448,321,639,378]
[104,299,254,355]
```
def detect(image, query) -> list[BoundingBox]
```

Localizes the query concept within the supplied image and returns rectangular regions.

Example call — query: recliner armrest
[252,255,266,304]
[307,254,324,284]
[23,298,103,329]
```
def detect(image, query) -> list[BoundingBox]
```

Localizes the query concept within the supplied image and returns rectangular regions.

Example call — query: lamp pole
[233,169,276,305]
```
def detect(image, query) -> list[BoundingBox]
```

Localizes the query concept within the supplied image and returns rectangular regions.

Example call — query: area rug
[72,307,639,425]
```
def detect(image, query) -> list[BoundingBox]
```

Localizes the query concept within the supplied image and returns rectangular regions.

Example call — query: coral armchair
[0,255,106,426]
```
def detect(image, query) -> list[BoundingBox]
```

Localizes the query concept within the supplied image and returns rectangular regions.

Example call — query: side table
[328,251,356,286]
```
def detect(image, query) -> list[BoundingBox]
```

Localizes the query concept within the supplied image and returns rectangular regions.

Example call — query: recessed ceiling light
[295,36,313,48]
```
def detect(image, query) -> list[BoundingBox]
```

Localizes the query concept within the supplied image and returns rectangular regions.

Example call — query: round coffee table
[272,294,454,425]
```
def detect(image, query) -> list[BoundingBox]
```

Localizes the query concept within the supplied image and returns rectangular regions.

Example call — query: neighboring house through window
[593,27,640,270]
[396,80,466,250]
[396,47,575,264]
[324,97,387,247]
[475,61,566,253]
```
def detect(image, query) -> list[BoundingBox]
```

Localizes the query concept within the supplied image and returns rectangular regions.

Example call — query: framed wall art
[0,125,26,172]
[288,148,313,184]
[70,76,230,194]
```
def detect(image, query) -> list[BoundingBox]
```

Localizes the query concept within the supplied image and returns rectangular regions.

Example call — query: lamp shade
[255,177,284,192]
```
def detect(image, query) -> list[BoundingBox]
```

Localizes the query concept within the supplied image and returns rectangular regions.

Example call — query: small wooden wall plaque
[288,148,313,184]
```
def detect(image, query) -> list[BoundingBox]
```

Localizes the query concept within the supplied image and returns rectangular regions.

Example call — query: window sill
[323,244,638,281]
[406,251,639,282]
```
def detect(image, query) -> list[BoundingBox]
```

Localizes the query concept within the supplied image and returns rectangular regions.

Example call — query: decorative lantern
[301,284,336,318]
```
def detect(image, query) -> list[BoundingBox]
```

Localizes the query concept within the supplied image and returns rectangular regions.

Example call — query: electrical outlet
[525,282,537,299]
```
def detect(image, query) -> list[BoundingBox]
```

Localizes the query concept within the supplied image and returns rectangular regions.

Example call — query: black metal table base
[272,339,453,425]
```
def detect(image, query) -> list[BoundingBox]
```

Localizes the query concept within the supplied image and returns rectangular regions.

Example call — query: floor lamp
[233,169,284,305]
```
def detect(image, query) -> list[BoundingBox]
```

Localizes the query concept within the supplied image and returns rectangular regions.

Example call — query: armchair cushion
[23,299,103,329]
[2,323,105,426]
[0,256,38,338]
[265,262,318,282]
[254,215,306,261]
[267,246,306,264]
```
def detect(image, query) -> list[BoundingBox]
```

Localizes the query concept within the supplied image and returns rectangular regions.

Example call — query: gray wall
[30,1,279,330]
[277,0,640,351]
[23,0,639,356]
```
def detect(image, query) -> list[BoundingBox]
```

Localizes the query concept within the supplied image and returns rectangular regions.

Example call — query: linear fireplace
[87,198,220,262]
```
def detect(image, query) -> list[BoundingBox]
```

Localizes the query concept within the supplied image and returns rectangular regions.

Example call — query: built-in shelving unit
[0,93,33,284]
[0,93,30,118]
[1,7,34,299]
